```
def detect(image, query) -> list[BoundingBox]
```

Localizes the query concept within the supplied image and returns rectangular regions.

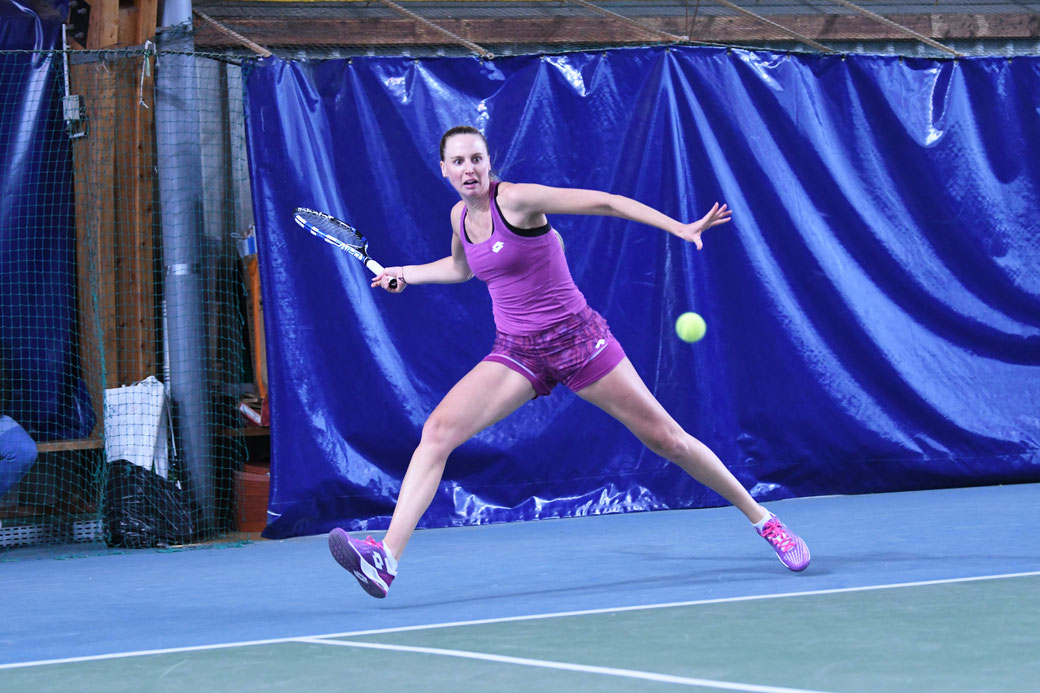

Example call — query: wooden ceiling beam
[192,12,1040,49]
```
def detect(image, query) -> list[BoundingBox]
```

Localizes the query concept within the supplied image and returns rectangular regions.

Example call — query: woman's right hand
[371,267,407,293]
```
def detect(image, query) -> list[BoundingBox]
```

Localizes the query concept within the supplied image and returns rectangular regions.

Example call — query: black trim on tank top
[494,184,550,237]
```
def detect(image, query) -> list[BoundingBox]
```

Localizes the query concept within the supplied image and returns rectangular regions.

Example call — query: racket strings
[296,209,365,249]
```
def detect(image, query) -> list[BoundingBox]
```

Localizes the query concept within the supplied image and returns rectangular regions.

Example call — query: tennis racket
[292,207,398,290]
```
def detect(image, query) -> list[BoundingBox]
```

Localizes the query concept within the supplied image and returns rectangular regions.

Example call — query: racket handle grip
[365,259,398,290]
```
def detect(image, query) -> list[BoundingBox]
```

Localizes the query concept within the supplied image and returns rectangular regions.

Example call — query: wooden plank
[86,0,120,49]
[37,437,106,452]
[112,56,158,384]
[192,12,1040,48]
[118,0,159,46]
[71,54,161,443]
[245,256,268,399]
[132,53,158,382]
[132,0,160,45]
[70,61,120,436]
[70,63,102,431]
[932,12,1040,40]
[195,16,655,45]
[118,5,139,47]
[218,427,271,438]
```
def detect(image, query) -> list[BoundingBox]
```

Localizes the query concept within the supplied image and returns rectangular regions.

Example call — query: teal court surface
[2,483,1039,692]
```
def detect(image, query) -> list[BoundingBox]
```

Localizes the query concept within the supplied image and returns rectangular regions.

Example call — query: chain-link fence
[0,43,264,550]
[3,0,1037,551]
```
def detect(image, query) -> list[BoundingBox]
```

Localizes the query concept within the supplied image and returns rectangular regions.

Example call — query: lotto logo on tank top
[492,241,504,253]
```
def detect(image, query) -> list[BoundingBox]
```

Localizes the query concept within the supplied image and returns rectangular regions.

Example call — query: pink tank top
[460,182,587,335]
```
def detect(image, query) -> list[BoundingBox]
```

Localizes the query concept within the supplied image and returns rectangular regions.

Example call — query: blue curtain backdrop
[0,0,94,440]
[242,46,1040,539]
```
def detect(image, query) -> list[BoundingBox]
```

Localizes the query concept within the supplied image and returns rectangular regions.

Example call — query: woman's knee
[419,413,467,455]
[640,424,691,461]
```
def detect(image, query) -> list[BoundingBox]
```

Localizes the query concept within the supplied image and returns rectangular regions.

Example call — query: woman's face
[440,133,491,199]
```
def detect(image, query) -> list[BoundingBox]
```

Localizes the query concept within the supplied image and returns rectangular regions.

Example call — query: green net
[2,1,1035,553]
[0,45,267,551]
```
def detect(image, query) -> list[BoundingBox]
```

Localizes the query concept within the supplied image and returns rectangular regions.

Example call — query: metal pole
[154,17,215,534]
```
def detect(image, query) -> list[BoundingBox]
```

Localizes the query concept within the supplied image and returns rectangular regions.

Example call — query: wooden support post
[85,0,119,49]
[120,0,159,47]
[67,0,161,440]
[72,56,160,394]
[112,54,157,385]
[70,60,119,436]
[73,0,158,49]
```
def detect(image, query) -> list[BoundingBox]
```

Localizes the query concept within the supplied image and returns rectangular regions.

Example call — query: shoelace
[361,536,394,576]
[762,521,796,552]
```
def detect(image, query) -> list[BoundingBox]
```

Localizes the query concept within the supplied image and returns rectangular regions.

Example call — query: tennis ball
[675,312,706,343]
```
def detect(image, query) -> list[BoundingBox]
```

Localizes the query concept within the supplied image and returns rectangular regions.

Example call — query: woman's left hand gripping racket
[292,207,398,289]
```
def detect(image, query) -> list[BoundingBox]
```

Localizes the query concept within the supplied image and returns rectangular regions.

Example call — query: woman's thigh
[423,360,536,447]
[572,357,679,441]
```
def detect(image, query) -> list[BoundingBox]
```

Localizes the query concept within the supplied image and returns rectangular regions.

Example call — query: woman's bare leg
[575,358,767,522]
[383,361,535,559]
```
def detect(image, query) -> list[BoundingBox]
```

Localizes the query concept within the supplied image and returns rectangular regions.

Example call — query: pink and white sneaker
[757,514,811,572]
[329,529,397,598]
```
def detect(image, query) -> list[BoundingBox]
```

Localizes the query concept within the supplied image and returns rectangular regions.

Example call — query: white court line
[297,636,833,693]
[2,570,1038,671]
[303,569,1040,639]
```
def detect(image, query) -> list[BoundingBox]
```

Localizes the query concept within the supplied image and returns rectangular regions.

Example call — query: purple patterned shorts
[483,305,626,397]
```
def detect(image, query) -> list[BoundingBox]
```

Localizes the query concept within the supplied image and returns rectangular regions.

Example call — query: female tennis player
[328,125,810,598]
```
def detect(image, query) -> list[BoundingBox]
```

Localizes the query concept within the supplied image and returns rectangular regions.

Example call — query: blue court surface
[2,483,1038,692]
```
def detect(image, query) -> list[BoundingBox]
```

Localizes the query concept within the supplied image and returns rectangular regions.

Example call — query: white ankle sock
[752,512,773,530]
[381,543,399,572]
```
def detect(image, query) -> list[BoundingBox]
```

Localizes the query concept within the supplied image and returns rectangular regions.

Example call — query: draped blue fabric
[0,0,94,439]
[0,0,66,50]
[242,47,1040,539]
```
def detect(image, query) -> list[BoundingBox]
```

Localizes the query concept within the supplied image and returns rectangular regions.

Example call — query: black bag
[103,460,198,548]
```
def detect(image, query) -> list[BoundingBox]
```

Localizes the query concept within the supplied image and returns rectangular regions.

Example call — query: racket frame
[293,207,396,288]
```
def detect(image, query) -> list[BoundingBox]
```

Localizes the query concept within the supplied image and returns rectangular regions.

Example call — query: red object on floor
[234,463,270,533]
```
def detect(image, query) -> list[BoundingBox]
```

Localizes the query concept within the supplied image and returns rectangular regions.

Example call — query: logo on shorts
[492,241,504,253]
[594,338,606,350]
